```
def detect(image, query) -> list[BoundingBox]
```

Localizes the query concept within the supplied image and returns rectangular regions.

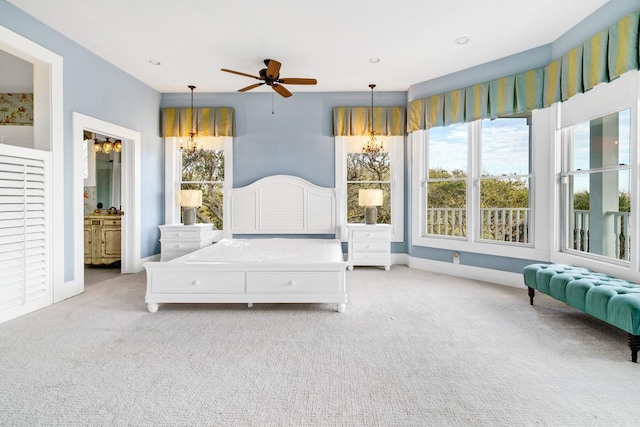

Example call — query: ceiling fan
[221,59,317,98]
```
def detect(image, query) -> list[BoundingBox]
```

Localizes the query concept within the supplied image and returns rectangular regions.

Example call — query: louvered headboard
[225,175,337,236]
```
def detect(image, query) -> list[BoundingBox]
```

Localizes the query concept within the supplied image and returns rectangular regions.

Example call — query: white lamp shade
[358,189,383,207]
[177,189,203,207]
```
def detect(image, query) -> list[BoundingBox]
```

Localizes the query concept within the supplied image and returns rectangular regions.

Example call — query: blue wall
[161,91,407,188]
[0,0,163,280]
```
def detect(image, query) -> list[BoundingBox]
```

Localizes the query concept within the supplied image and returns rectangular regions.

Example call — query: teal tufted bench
[523,263,640,362]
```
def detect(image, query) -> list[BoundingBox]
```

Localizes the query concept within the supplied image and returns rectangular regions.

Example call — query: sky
[428,117,530,176]
[428,111,631,193]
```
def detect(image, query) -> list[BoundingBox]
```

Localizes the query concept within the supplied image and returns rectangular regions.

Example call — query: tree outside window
[180,149,224,229]
[346,152,391,224]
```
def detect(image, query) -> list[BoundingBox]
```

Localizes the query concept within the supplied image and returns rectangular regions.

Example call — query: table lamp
[358,189,383,224]
[177,189,202,226]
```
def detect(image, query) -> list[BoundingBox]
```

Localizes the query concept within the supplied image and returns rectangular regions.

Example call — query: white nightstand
[159,224,215,261]
[347,223,391,271]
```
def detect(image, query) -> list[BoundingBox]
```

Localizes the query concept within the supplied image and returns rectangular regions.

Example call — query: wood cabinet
[84,215,121,265]
[347,223,391,270]
[159,224,215,261]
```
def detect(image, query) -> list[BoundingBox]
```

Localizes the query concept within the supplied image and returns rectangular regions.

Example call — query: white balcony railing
[426,208,529,243]
[426,208,630,260]
[572,210,630,261]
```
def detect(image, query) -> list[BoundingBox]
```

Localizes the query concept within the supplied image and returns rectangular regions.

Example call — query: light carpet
[1,266,640,426]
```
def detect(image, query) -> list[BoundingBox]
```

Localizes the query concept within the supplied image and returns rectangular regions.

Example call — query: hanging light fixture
[180,85,202,151]
[362,83,384,154]
[91,137,123,154]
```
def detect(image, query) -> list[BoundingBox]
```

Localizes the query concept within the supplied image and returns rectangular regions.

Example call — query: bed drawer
[246,272,339,293]
[151,272,245,294]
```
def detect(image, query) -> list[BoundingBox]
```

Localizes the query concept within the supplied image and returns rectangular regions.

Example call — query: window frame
[556,71,638,272]
[411,112,546,260]
[164,136,233,241]
[335,136,404,243]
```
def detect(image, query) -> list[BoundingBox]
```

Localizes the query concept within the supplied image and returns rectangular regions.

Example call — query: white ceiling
[8,0,610,94]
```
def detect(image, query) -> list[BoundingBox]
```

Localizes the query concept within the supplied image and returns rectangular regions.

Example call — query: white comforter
[183,238,344,264]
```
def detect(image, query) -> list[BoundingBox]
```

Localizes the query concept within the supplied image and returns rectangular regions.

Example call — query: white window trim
[164,136,233,241]
[335,136,404,243]
[553,71,639,277]
[411,113,551,260]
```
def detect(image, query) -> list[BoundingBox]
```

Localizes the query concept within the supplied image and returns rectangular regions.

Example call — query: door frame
[73,113,141,287]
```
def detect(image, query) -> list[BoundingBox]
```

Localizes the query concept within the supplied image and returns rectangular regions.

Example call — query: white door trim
[73,113,141,289]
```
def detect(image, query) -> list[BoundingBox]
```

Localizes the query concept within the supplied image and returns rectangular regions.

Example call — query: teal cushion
[565,278,597,311]
[585,285,619,323]
[607,293,640,334]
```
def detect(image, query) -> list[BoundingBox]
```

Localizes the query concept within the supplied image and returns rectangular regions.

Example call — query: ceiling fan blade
[272,83,292,98]
[266,59,281,79]
[238,83,264,92]
[221,68,261,80]
[278,78,317,85]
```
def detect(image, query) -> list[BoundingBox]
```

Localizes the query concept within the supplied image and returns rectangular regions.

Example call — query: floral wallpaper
[0,93,34,125]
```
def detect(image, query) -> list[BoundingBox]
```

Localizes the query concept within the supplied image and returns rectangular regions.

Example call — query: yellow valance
[332,106,406,136]
[408,7,640,132]
[161,107,235,137]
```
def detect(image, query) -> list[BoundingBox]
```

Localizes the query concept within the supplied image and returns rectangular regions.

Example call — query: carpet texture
[1,266,640,426]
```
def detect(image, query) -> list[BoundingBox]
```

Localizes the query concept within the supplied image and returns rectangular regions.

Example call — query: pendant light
[362,83,384,154]
[181,85,202,151]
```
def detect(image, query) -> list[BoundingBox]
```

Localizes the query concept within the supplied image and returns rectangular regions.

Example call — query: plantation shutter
[0,148,50,319]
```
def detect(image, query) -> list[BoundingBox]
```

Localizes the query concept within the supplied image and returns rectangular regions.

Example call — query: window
[478,116,532,244]
[165,137,232,236]
[179,149,224,229]
[415,115,533,249]
[335,136,404,242]
[562,109,631,262]
[425,123,468,239]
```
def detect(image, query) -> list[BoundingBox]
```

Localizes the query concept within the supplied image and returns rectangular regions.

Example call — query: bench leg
[628,334,640,363]
[528,287,535,305]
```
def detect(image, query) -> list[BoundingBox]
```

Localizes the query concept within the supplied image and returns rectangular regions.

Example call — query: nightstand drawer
[162,229,207,239]
[352,241,389,252]
[352,230,389,240]
[161,240,203,251]
[351,252,390,262]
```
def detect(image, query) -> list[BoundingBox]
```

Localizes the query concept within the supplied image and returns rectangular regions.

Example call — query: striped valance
[408,8,640,132]
[161,107,235,137]
[332,106,406,136]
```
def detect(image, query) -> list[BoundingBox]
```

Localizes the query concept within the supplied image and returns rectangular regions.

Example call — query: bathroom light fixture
[180,85,202,151]
[362,84,384,154]
[92,137,122,154]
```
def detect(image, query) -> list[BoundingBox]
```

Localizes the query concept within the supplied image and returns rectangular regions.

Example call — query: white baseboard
[406,256,524,289]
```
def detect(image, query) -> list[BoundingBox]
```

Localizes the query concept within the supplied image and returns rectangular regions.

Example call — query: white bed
[144,175,348,313]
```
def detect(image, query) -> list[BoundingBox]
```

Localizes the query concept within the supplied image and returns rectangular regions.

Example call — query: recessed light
[454,36,471,45]
[148,60,162,66]
[369,57,381,64]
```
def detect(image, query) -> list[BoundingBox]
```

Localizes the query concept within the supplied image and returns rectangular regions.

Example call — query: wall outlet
[453,252,460,264]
